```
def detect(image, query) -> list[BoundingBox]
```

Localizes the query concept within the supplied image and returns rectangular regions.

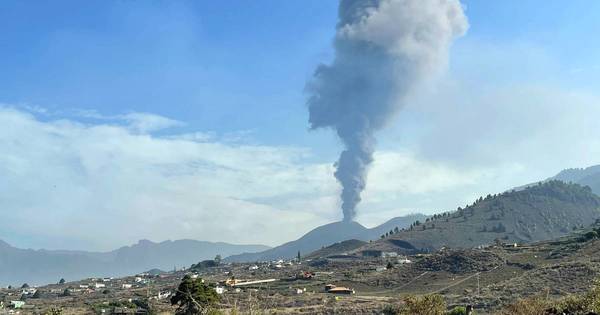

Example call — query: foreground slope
[0,239,269,286]
[358,181,600,254]
[225,214,426,262]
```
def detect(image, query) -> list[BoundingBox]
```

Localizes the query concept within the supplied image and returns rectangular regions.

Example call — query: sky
[1,1,600,251]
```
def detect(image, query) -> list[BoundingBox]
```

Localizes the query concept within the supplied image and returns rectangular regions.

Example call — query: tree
[381,234,385,239]
[297,251,301,261]
[59,278,66,284]
[171,275,220,315]
[61,288,71,297]
[21,283,29,288]
[386,262,394,270]
[213,255,222,265]
[394,227,399,233]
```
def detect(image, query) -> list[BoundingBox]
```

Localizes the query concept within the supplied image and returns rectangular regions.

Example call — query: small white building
[10,301,25,309]
[157,291,172,300]
[94,283,106,289]
[248,265,259,270]
[215,286,226,294]
[21,288,37,295]
[122,284,133,289]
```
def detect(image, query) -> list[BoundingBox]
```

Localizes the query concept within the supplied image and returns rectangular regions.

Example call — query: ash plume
[307,0,468,221]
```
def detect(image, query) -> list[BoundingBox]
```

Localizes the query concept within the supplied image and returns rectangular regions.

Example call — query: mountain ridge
[0,239,269,286]
[224,213,427,262]
[356,181,600,255]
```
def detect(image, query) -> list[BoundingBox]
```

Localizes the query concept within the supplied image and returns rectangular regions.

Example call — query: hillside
[305,239,367,259]
[518,164,600,194]
[357,181,600,255]
[225,213,426,262]
[0,239,269,286]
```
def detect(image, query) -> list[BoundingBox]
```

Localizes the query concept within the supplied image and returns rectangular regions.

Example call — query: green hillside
[358,181,600,254]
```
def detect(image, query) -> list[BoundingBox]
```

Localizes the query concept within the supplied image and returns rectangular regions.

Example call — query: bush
[382,305,400,315]
[447,306,467,315]
[400,294,446,315]
[499,295,551,315]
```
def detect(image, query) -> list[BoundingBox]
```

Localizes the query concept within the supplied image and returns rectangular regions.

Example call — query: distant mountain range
[357,181,600,255]
[517,164,600,195]
[0,239,269,286]
[224,214,427,262]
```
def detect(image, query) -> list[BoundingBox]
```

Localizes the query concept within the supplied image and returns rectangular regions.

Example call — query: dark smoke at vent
[306,0,468,221]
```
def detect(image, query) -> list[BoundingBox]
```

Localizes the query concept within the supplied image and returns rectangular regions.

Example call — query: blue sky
[1,1,600,250]
[1,0,599,143]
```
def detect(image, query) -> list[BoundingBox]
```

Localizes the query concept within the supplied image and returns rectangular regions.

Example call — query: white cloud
[0,107,338,250]
[0,105,516,251]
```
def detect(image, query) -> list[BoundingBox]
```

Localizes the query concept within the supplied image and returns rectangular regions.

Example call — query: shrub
[447,306,467,315]
[499,295,551,315]
[382,304,400,315]
[400,294,446,315]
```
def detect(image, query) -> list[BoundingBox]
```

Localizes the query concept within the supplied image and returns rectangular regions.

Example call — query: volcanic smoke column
[307,0,468,221]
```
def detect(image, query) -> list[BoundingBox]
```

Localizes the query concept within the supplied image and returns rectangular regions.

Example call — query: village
[0,250,419,314]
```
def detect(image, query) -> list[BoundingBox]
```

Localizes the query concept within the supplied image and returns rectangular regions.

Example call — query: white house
[122,284,133,289]
[157,291,172,300]
[10,301,25,309]
[21,288,36,295]
[94,283,106,289]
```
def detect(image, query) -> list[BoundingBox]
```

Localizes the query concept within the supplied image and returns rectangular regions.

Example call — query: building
[157,291,171,300]
[21,288,37,295]
[94,283,106,289]
[10,301,25,309]
[122,284,133,289]
[326,286,355,295]
[215,286,226,294]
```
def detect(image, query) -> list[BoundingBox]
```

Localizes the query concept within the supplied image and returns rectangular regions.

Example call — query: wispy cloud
[0,106,505,251]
